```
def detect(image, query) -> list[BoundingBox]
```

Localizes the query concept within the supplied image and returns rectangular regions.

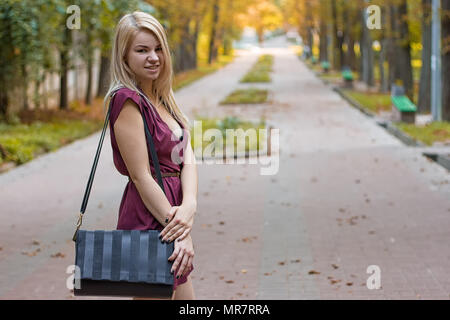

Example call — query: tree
[418,0,432,113]
[319,0,329,63]
[391,0,414,99]
[242,0,283,45]
[443,0,450,120]
[360,0,374,86]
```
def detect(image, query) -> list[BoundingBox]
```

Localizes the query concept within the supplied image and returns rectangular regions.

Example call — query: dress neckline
[136,86,184,141]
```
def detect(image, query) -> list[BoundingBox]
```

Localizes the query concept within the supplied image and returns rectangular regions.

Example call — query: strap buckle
[72,213,84,242]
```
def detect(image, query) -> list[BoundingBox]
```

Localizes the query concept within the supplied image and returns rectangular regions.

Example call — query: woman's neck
[137,82,153,98]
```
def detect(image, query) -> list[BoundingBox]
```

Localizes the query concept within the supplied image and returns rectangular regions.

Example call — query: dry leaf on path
[308,270,320,275]
[51,252,66,258]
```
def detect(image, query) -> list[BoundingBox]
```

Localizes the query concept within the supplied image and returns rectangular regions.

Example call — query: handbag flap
[75,230,174,286]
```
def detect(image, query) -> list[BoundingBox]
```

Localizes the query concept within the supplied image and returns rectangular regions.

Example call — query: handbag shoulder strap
[72,90,165,241]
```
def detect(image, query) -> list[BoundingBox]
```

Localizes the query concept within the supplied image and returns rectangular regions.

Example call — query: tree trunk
[96,55,110,98]
[418,0,432,114]
[21,64,29,111]
[361,6,374,86]
[442,0,450,121]
[331,0,341,69]
[343,1,356,70]
[59,27,71,110]
[208,0,220,65]
[387,5,397,89]
[84,25,93,105]
[379,6,388,93]
[393,0,414,99]
[174,22,197,73]
[0,81,8,119]
[85,56,93,105]
[319,21,328,62]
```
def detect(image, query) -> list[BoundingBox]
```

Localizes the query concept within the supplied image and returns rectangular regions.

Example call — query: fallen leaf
[225,280,234,284]
[331,264,339,269]
[219,276,225,280]
[308,270,320,275]
[330,279,341,285]
[264,272,272,276]
[51,252,66,258]
[241,269,247,274]
[219,221,225,225]
[346,282,353,286]
[291,259,301,263]
[31,240,40,246]
[278,261,286,266]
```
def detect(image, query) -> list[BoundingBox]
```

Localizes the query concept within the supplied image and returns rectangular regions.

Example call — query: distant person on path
[105,11,198,300]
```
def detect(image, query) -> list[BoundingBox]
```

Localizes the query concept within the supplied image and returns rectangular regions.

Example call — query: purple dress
[108,87,193,291]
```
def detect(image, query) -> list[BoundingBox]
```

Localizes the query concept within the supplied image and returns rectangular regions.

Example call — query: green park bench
[391,95,417,124]
[321,61,330,73]
[342,69,354,88]
[342,70,354,81]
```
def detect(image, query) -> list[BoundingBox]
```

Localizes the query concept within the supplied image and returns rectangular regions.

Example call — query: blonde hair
[104,11,190,130]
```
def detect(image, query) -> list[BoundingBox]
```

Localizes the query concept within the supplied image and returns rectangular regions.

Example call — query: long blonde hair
[104,11,190,130]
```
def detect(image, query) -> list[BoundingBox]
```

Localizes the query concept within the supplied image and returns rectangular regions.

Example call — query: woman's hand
[168,234,194,279]
[159,201,196,243]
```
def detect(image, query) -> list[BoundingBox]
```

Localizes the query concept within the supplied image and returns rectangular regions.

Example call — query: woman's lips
[145,66,159,73]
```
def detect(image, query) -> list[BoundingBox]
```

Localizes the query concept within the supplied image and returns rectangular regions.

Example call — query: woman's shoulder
[109,87,144,126]
[112,87,141,106]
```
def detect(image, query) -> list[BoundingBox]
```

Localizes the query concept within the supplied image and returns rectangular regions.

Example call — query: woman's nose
[147,50,159,62]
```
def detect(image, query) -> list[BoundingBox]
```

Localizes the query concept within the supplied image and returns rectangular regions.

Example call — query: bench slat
[392,95,417,112]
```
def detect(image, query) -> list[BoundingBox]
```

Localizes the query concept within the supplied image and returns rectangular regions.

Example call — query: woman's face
[126,29,164,84]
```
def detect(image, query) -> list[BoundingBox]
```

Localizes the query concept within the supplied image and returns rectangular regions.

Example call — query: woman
[104,11,197,300]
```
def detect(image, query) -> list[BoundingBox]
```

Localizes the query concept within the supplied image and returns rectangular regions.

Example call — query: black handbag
[71,90,174,298]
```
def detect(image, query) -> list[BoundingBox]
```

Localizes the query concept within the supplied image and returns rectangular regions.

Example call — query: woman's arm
[114,99,171,226]
[180,131,198,209]
[160,130,198,242]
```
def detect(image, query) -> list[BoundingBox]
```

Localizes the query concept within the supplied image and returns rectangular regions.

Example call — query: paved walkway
[0,36,449,300]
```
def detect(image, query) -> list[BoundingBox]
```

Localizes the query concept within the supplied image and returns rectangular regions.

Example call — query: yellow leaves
[243,0,284,34]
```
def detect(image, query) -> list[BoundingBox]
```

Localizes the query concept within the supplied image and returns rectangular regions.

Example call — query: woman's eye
[137,49,146,53]
[156,47,162,51]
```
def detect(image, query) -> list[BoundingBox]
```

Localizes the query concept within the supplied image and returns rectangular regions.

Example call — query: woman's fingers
[160,216,181,240]
[167,245,180,262]
[170,248,185,275]
[163,224,184,242]
[176,228,190,242]
[176,251,190,278]
[165,206,179,224]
